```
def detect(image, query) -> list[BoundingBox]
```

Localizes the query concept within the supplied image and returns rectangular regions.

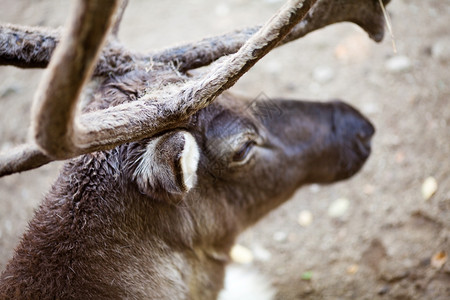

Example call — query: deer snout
[332,100,375,154]
[326,100,375,182]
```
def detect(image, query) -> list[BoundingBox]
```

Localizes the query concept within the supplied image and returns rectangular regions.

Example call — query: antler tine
[111,0,129,38]
[282,0,392,44]
[152,0,391,72]
[0,23,139,76]
[0,25,59,69]
[31,0,120,160]
[0,144,51,177]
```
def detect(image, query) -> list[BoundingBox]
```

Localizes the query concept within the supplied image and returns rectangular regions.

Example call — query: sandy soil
[0,0,449,299]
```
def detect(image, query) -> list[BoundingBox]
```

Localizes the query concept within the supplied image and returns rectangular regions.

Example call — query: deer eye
[232,140,256,163]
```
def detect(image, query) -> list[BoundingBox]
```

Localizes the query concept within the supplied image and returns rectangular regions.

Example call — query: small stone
[431,251,447,269]
[421,176,438,200]
[273,231,287,242]
[432,39,450,62]
[298,210,313,227]
[378,285,390,295]
[334,33,371,63]
[312,66,335,83]
[385,55,412,73]
[230,244,254,264]
[309,184,321,193]
[300,285,315,296]
[361,102,381,115]
[328,198,350,218]
[252,245,272,262]
[363,184,375,195]
[346,264,359,274]
[395,151,405,164]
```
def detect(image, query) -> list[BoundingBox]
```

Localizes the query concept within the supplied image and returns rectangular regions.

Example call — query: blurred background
[0,0,449,298]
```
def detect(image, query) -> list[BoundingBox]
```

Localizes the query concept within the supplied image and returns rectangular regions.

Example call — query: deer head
[0,0,389,299]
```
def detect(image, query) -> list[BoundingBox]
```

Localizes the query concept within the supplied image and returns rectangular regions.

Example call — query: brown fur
[0,70,374,299]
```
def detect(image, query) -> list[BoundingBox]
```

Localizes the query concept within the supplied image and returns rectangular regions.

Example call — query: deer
[0,0,390,299]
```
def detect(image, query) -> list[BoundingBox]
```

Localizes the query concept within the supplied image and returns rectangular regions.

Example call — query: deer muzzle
[255,99,374,185]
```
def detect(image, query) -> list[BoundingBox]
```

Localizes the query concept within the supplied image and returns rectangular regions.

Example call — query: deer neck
[1,150,233,298]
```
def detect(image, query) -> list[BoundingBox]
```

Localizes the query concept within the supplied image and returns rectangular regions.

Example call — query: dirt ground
[0,0,449,299]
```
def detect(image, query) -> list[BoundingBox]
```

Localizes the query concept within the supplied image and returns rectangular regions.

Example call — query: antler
[153,0,391,71]
[0,0,391,177]
[0,145,51,177]
[0,0,390,75]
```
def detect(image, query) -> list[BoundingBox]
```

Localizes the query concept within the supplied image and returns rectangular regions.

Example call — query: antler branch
[0,144,51,177]
[0,25,58,69]
[0,0,390,75]
[32,0,119,159]
[111,0,129,38]
[150,0,391,71]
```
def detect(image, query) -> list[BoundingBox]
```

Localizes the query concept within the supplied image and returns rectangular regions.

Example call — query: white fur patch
[133,132,199,194]
[218,265,276,300]
[179,132,200,190]
[133,136,163,190]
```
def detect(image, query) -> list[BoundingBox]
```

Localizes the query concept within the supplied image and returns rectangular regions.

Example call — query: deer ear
[132,131,200,203]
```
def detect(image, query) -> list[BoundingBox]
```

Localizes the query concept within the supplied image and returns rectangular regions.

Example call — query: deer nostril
[357,122,375,147]
[357,132,372,149]
[358,119,375,140]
